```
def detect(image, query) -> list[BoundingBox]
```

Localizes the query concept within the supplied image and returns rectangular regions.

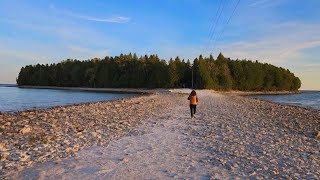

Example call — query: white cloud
[0,17,128,54]
[74,15,131,24]
[248,0,285,8]
[214,22,320,63]
[48,3,131,24]
[249,0,270,7]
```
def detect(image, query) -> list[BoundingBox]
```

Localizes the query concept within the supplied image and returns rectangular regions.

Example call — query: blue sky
[0,0,319,90]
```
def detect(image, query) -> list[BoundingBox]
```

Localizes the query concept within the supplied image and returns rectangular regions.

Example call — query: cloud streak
[70,14,131,23]
[249,0,270,7]
[49,3,131,24]
[249,0,283,8]
[214,22,320,63]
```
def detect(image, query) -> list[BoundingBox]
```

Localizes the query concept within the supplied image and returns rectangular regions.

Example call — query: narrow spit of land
[1,90,320,179]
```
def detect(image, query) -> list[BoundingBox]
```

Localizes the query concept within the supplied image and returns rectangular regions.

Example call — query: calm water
[253,91,320,110]
[0,85,137,112]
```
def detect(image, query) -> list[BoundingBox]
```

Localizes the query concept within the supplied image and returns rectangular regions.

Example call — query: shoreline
[1,90,319,178]
[247,96,320,111]
[0,87,312,114]
[17,85,170,94]
[219,90,302,95]
[17,86,302,95]
[0,93,145,114]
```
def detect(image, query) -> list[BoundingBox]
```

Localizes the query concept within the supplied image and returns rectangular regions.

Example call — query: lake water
[0,85,137,112]
[253,91,320,110]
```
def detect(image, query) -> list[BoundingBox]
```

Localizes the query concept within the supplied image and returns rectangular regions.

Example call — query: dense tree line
[17,53,301,91]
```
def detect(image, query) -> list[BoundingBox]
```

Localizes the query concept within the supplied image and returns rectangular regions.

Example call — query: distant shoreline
[17,85,160,94]
[16,86,302,95]
[220,90,302,96]
[169,88,302,95]
[0,84,17,87]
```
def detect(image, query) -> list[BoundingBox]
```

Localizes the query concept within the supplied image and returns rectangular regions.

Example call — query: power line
[207,0,228,54]
[201,0,223,56]
[212,0,241,54]
[207,0,223,45]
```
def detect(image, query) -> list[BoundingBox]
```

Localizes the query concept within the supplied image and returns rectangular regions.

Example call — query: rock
[91,132,98,137]
[8,153,21,161]
[249,171,257,176]
[95,130,102,134]
[20,126,32,134]
[316,131,320,137]
[72,145,80,151]
[20,155,30,162]
[120,157,129,163]
[77,128,84,133]
[27,161,33,166]
[4,122,11,126]
[65,147,73,153]
[63,140,70,144]
[232,163,239,169]
[0,143,4,151]
[1,152,9,161]
[272,169,279,175]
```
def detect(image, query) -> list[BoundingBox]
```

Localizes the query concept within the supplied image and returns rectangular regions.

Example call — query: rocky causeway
[0,90,319,179]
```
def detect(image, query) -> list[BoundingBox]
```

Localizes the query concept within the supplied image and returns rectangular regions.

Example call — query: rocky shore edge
[0,92,170,177]
[18,86,301,95]
[17,86,170,94]
[220,90,302,95]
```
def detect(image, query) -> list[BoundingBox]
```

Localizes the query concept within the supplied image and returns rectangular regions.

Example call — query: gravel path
[6,90,320,179]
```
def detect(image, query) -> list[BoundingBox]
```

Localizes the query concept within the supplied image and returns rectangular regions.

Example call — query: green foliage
[16,53,301,91]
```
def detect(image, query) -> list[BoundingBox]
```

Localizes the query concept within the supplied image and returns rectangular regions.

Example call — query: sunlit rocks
[0,93,168,176]
[20,126,32,134]
[0,143,4,151]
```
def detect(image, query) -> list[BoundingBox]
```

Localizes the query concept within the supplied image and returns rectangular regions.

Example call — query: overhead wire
[211,0,241,54]
[206,0,228,55]
[206,0,223,47]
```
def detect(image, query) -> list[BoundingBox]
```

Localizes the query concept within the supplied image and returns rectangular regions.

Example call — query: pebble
[120,158,129,163]
[4,122,11,126]
[20,126,32,134]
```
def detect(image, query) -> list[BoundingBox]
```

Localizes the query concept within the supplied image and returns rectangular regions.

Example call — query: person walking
[188,90,198,119]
